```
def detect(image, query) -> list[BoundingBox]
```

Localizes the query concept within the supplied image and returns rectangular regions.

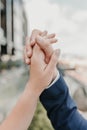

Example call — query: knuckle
[44,41,50,48]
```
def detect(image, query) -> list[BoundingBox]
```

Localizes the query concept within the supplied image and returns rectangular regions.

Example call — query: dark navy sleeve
[40,75,87,130]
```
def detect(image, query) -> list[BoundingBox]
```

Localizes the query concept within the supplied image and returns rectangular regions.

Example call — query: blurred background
[0,0,87,129]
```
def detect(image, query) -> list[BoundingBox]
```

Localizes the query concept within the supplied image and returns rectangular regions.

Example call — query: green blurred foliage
[28,102,54,130]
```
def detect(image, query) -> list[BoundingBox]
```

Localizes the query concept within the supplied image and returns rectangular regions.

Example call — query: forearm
[0,82,38,130]
[40,74,87,130]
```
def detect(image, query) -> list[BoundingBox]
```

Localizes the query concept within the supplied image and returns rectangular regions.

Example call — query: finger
[33,44,45,58]
[49,38,58,44]
[36,35,51,49]
[26,44,33,58]
[24,46,31,65]
[36,35,54,62]
[30,29,42,46]
[25,37,33,58]
[24,46,27,61]
[36,36,58,63]
[46,33,56,39]
[32,44,45,65]
[45,49,60,75]
[33,44,41,55]
[41,30,48,37]
[25,58,31,65]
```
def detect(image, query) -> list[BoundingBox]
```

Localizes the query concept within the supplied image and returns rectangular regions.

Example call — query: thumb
[36,35,53,63]
[36,35,49,49]
[33,44,41,56]
[45,49,60,75]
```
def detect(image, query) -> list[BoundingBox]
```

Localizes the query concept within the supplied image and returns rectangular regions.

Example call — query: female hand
[24,29,58,64]
[28,44,59,96]
[24,29,60,83]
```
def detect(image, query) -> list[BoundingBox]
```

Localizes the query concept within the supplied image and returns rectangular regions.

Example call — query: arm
[0,44,58,130]
[24,29,87,130]
[0,82,38,130]
[40,74,87,130]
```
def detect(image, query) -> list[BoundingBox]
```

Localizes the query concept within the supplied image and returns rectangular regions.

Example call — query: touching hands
[24,29,58,64]
[24,29,60,95]
[29,44,59,96]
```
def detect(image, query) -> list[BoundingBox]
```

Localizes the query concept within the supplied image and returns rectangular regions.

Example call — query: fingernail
[26,59,29,64]
[31,39,35,45]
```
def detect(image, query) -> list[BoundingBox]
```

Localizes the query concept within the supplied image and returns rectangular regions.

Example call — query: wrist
[25,81,40,98]
[47,69,60,89]
[53,68,58,81]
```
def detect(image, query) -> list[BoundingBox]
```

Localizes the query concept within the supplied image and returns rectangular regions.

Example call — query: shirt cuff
[46,71,60,89]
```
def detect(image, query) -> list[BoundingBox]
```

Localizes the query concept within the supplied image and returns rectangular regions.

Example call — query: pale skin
[25,29,58,64]
[0,29,60,130]
[24,29,59,79]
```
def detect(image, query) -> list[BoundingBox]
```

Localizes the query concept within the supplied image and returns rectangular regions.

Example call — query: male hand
[24,29,58,64]
[29,44,59,96]
[24,29,60,81]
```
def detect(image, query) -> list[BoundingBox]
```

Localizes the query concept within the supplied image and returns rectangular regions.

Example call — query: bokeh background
[0,0,87,130]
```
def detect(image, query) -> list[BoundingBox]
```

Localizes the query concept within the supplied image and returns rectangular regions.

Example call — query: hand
[24,29,58,64]
[28,44,59,96]
[24,29,60,81]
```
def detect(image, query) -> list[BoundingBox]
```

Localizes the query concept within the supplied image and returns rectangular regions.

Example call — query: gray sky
[49,0,87,10]
[24,0,87,57]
